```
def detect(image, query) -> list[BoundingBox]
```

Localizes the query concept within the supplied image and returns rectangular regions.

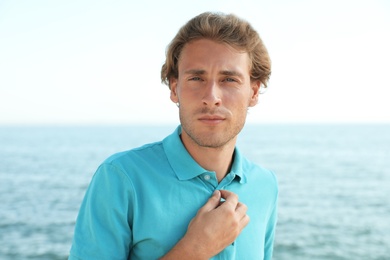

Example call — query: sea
[0,124,389,260]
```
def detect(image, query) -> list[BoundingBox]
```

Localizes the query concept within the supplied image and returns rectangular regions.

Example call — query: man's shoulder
[103,140,165,166]
[89,140,168,182]
[242,157,277,185]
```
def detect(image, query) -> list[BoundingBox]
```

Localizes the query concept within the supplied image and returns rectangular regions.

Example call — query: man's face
[170,39,260,149]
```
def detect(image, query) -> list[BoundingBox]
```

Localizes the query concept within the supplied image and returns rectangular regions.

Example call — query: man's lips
[198,115,226,124]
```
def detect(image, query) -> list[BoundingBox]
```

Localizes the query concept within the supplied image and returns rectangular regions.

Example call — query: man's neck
[180,134,236,183]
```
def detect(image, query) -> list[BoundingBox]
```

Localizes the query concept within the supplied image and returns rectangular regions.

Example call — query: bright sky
[1,0,389,125]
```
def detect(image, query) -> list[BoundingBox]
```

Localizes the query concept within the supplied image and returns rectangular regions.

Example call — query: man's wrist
[160,237,209,260]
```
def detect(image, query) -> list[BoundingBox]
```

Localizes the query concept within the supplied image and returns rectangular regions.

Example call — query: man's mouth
[198,115,225,124]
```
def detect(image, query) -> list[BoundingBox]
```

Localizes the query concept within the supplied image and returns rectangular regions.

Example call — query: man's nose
[202,81,221,107]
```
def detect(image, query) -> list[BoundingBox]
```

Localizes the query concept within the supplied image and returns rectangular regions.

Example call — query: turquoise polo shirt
[69,126,278,260]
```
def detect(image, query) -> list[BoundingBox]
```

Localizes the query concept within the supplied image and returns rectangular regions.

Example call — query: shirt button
[204,175,211,181]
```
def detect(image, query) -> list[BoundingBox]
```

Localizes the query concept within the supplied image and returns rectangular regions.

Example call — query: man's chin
[190,134,232,149]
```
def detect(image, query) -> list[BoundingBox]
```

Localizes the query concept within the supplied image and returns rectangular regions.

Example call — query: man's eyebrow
[220,70,244,78]
[183,69,206,75]
[183,69,244,78]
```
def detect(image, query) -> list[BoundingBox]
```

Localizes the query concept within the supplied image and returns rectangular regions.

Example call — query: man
[69,12,278,259]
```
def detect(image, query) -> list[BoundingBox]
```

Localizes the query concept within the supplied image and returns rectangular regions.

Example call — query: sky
[0,0,389,125]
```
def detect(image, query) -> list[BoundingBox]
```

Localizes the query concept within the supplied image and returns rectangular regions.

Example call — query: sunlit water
[1,124,389,259]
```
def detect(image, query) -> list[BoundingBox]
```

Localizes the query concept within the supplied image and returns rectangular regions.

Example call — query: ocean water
[0,124,389,259]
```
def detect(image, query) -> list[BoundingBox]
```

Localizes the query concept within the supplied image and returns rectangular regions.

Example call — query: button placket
[200,172,218,188]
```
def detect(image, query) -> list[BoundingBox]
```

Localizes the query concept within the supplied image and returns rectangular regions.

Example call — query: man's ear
[249,80,261,107]
[169,77,179,103]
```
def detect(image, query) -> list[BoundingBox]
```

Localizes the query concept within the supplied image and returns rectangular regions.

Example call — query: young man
[69,12,278,259]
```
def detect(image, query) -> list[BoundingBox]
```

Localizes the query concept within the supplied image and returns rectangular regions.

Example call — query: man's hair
[161,12,271,89]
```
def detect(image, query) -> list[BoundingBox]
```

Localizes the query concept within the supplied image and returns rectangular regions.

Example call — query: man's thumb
[200,190,221,212]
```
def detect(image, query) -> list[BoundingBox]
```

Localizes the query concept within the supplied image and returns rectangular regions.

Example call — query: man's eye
[189,77,202,81]
[225,78,236,82]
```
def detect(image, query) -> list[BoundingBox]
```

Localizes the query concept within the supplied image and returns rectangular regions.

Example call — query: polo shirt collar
[163,125,247,184]
[230,147,247,184]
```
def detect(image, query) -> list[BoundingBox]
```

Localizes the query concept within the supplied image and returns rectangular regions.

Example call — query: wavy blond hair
[161,12,271,89]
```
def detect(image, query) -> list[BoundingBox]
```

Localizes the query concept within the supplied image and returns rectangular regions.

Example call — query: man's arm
[161,190,250,260]
[264,194,278,260]
[69,164,133,259]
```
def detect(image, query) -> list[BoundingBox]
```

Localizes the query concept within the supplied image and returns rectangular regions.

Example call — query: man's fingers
[199,190,221,213]
[219,192,249,223]
[200,190,248,220]
[219,190,239,207]
[234,202,250,230]
[235,202,247,213]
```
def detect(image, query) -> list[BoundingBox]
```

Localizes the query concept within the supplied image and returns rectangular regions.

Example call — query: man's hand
[161,190,250,259]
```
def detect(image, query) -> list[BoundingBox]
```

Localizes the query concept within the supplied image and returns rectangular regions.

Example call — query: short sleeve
[69,163,134,260]
[263,172,278,260]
